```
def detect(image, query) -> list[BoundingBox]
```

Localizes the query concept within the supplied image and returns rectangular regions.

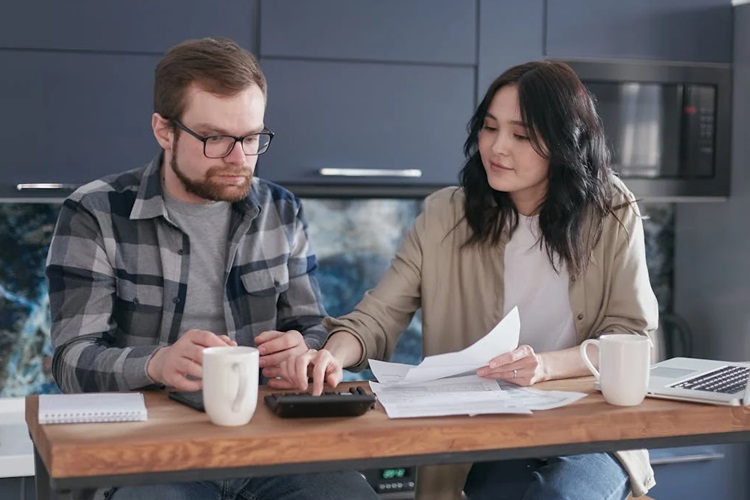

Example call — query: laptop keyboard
[671,365,750,394]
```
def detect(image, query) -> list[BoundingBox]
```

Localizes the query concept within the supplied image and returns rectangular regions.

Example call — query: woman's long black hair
[459,60,615,277]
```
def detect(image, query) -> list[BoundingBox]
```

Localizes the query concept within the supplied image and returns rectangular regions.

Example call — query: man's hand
[255,330,308,375]
[146,329,236,391]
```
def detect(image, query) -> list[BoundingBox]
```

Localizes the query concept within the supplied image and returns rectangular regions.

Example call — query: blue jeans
[463,453,630,500]
[107,471,379,500]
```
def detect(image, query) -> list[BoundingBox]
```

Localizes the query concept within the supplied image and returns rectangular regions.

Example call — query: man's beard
[170,151,252,203]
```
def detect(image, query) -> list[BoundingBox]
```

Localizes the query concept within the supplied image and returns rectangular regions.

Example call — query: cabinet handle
[649,451,725,465]
[318,168,422,178]
[16,183,79,191]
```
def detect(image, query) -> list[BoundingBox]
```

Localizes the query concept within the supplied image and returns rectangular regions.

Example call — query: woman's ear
[152,113,173,151]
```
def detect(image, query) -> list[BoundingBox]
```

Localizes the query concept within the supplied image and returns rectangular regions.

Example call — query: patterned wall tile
[0,199,673,396]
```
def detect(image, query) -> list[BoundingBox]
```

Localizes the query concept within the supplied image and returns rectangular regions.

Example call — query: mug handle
[231,363,249,413]
[579,339,600,380]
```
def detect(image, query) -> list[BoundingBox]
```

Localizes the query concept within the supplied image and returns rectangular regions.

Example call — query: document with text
[369,375,532,418]
[369,307,521,387]
[493,381,587,411]
[369,375,587,418]
[366,307,587,418]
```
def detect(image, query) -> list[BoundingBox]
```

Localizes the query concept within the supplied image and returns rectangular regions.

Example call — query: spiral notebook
[38,392,148,424]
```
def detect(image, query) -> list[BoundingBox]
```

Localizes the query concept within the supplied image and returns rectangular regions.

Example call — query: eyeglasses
[171,120,274,158]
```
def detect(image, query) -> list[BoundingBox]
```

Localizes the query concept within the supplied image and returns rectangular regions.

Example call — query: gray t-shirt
[164,194,231,336]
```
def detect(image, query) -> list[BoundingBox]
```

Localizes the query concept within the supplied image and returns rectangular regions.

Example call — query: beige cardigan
[324,178,659,498]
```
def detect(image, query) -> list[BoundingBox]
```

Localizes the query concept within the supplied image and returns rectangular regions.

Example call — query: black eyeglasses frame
[171,120,275,158]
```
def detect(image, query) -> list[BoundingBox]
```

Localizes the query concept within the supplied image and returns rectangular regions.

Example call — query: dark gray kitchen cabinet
[0,1,257,200]
[545,0,733,63]
[259,59,474,190]
[0,51,160,197]
[0,476,34,500]
[259,0,476,65]
[257,0,478,193]
[645,445,735,500]
[0,0,256,53]
[477,0,544,96]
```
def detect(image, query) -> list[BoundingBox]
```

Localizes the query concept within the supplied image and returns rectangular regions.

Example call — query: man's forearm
[54,340,159,393]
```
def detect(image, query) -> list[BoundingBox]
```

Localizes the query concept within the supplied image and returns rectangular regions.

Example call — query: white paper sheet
[370,307,520,387]
[366,307,585,418]
[369,376,586,418]
[493,381,588,410]
[369,375,532,418]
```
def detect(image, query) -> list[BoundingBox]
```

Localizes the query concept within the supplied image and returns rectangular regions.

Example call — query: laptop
[646,357,750,406]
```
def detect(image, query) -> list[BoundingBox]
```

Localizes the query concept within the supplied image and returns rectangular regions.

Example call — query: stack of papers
[368,308,586,418]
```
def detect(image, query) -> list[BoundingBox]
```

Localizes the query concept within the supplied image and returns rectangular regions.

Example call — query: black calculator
[264,386,376,418]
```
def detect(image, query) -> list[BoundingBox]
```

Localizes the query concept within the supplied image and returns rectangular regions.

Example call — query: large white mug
[580,334,652,406]
[202,346,259,426]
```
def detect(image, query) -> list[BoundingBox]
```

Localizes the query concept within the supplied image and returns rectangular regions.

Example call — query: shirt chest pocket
[241,266,290,297]
[239,267,290,330]
[115,278,165,308]
[113,278,164,338]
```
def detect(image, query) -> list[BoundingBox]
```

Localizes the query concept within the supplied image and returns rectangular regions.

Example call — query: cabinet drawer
[259,59,474,188]
[647,445,735,499]
[260,0,476,65]
[0,51,159,187]
[0,0,256,53]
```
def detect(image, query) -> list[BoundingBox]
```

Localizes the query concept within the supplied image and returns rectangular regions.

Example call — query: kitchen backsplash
[0,198,673,396]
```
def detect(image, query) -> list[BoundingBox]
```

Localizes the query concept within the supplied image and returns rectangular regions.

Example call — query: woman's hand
[476,344,546,386]
[263,348,344,394]
[262,331,363,394]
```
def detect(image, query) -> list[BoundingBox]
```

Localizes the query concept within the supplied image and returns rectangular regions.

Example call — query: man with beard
[45,38,378,500]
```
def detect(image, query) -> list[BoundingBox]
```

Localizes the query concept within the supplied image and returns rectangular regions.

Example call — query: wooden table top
[26,378,750,481]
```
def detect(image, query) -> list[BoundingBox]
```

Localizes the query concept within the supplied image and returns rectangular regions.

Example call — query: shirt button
[177,249,184,255]
[173,297,180,304]
[577,313,584,320]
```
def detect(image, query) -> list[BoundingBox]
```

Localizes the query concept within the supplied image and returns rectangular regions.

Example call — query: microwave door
[619,83,664,178]
[589,82,682,179]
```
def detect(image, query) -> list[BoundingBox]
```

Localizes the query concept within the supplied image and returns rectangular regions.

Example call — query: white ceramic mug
[202,346,259,426]
[580,334,652,406]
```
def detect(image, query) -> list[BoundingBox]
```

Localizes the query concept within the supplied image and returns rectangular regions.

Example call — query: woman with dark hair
[274,60,659,499]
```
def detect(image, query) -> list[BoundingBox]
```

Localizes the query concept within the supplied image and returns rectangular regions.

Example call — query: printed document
[370,375,532,418]
[369,307,520,386]
[370,375,586,418]
[366,307,587,418]
[494,381,587,411]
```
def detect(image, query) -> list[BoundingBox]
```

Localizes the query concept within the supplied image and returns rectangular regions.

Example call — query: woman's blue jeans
[464,453,630,500]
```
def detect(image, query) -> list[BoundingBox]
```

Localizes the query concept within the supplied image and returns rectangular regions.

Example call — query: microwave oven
[561,59,732,200]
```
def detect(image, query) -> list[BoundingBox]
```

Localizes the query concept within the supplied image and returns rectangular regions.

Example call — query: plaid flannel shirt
[46,155,328,393]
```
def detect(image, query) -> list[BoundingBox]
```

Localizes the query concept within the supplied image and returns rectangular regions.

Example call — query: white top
[503,215,576,353]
